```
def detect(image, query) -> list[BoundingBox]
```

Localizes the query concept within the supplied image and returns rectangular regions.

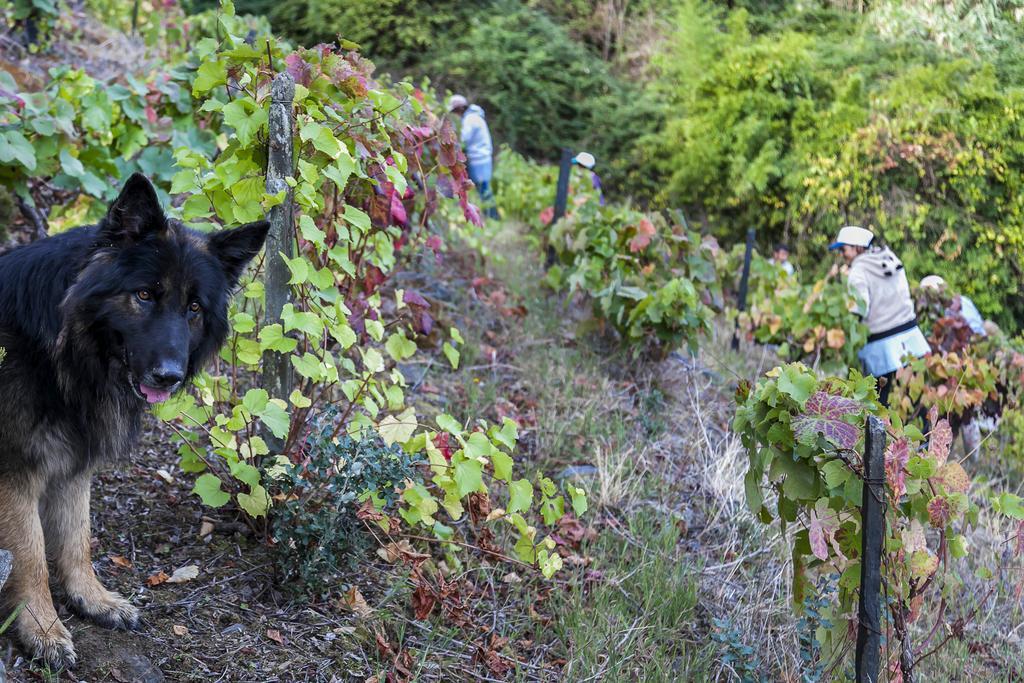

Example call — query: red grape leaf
[627,217,656,253]
[928,419,953,466]
[927,496,952,528]
[885,437,910,499]
[791,391,862,449]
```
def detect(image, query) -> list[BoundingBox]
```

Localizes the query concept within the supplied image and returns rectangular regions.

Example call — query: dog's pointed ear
[104,173,166,241]
[209,221,270,285]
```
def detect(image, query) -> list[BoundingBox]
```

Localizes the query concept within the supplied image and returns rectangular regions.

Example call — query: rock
[558,465,599,481]
[397,362,429,387]
[0,549,11,591]
[667,351,725,384]
[71,628,165,683]
[109,653,164,683]
[221,623,245,636]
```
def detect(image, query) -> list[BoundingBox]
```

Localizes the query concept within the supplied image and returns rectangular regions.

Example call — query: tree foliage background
[193,0,1024,329]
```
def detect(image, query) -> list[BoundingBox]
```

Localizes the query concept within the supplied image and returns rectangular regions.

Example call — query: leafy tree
[434,2,663,197]
[651,1,1024,328]
[232,0,479,69]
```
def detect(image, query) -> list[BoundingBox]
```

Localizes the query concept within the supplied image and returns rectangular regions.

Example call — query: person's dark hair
[774,243,789,254]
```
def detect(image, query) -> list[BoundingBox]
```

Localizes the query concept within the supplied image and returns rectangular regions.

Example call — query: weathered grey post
[261,72,296,450]
[545,147,574,268]
[856,415,886,682]
[0,547,12,683]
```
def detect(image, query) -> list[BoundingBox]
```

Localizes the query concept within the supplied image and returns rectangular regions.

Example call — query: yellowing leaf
[934,462,970,494]
[385,332,417,361]
[166,564,200,584]
[237,484,271,518]
[378,408,417,446]
[825,328,845,349]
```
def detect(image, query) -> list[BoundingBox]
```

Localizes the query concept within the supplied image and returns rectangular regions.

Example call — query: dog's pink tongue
[139,384,171,404]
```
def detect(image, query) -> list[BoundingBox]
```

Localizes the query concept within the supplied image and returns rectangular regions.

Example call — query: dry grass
[591,440,644,510]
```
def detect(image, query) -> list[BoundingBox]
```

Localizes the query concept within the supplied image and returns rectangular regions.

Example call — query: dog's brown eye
[189,301,201,313]
[137,289,152,302]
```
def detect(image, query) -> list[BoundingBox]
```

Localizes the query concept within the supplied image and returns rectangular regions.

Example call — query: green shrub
[225,0,472,69]
[546,198,719,354]
[270,408,421,596]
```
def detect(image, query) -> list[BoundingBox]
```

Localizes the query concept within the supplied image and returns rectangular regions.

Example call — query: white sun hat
[920,275,946,290]
[572,152,596,169]
[828,225,874,251]
[448,94,468,111]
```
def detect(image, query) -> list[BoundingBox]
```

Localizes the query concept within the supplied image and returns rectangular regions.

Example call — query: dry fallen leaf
[266,629,285,645]
[411,583,436,621]
[343,586,373,618]
[501,572,522,584]
[146,571,170,587]
[155,469,175,485]
[109,555,132,570]
[172,624,188,636]
[199,520,215,538]
[166,565,200,584]
[376,540,430,564]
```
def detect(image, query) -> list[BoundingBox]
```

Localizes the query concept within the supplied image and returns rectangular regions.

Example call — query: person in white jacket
[449,95,498,219]
[830,226,930,404]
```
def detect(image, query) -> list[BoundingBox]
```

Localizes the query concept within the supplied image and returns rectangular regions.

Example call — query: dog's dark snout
[150,363,185,389]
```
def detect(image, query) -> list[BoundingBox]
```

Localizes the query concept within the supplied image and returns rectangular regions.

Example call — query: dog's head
[61,173,269,403]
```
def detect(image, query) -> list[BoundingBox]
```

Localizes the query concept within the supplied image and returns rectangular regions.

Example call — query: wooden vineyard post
[856,414,886,682]
[731,227,755,351]
[545,147,574,268]
[261,71,296,450]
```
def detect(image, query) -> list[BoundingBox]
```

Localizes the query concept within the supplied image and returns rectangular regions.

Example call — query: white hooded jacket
[847,246,916,335]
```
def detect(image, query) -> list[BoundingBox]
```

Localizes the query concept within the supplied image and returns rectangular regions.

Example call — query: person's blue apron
[858,319,931,377]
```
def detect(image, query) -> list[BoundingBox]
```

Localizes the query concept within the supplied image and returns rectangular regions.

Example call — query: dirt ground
[1,416,389,682]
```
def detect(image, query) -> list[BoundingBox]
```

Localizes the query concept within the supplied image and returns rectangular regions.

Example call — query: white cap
[448,94,468,111]
[572,152,596,169]
[920,275,946,290]
[828,225,874,251]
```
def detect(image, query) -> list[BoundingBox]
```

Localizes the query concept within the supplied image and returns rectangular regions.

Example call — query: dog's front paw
[17,613,77,671]
[68,589,141,631]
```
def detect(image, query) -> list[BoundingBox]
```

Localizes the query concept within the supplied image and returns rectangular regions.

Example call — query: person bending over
[829,226,930,404]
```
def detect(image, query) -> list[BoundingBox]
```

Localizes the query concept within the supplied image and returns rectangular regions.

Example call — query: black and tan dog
[0,174,268,668]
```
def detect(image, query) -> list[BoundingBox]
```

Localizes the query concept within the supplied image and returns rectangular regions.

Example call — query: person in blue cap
[830,226,930,404]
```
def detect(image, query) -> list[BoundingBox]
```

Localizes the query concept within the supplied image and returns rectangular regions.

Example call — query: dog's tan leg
[0,475,76,670]
[42,472,139,631]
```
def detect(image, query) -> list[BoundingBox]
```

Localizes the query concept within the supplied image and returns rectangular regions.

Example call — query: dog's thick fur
[0,174,268,668]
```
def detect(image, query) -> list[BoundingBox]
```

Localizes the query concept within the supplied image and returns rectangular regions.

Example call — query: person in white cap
[919,274,992,456]
[572,152,605,206]
[448,94,498,218]
[919,275,987,337]
[830,226,930,404]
